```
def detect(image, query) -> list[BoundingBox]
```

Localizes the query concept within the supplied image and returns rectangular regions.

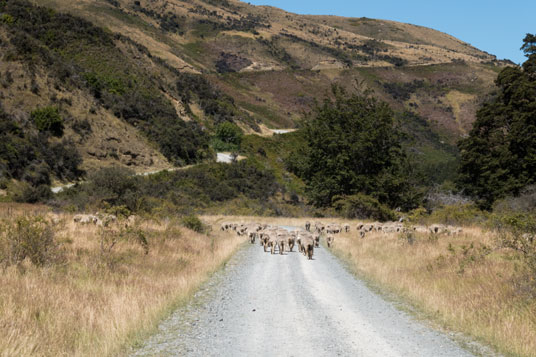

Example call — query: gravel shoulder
[132,232,476,357]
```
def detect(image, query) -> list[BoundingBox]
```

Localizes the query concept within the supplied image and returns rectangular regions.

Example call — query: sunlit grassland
[330,227,536,357]
[0,204,244,356]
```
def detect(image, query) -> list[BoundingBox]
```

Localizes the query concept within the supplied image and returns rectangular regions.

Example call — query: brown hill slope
[1,0,508,184]
[34,0,505,136]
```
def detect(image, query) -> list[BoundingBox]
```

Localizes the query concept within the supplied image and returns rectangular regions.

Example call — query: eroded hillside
[32,0,507,135]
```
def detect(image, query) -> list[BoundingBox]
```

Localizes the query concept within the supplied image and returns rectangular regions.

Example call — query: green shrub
[0,216,61,267]
[181,214,206,233]
[332,193,396,221]
[8,181,52,203]
[102,203,131,219]
[215,122,243,148]
[31,107,64,137]
[429,204,489,226]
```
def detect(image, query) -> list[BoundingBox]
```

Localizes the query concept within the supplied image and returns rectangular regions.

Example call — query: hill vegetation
[0,0,529,219]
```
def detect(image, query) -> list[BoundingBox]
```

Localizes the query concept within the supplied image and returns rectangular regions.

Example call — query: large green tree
[457,34,536,209]
[288,85,419,210]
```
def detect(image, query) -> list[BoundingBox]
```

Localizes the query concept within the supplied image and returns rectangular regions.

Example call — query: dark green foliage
[0,106,83,197]
[288,85,420,211]
[332,193,395,221]
[31,106,64,136]
[521,34,536,56]
[176,72,239,124]
[9,182,52,204]
[457,36,536,209]
[45,139,83,182]
[59,160,280,213]
[212,121,243,151]
[383,80,425,101]
[379,55,408,67]
[181,215,207,233]
[86,167,138,208]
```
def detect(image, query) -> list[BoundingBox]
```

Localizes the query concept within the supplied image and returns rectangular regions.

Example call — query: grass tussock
[330,226,536,357]
[0,204,244,356]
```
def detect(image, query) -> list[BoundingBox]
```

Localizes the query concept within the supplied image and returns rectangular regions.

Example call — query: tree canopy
[457,34,536,209]
[287,85,419,211]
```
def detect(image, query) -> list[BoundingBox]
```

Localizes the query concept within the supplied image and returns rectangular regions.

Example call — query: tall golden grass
[0,205,244,356]
[330,226,536,357]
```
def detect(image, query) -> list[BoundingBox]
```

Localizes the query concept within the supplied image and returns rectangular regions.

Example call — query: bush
[181,215,206,233]
[0,216,61,267]
[332,193,396,221]
[429,204,488,226]
[31,106,64,137]
[215,122,243,147]
[8,181,52,203]
[491,212,536,281]
[87,166,137,207]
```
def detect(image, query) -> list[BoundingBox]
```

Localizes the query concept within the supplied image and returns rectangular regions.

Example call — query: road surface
[132,230,480,357]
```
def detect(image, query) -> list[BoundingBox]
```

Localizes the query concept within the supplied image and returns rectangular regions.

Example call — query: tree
[521,33,536,57]
[288,85,419,210]
[458,35,536,209]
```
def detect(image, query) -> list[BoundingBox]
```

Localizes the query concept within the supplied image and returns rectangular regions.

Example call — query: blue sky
[246,0,533,64]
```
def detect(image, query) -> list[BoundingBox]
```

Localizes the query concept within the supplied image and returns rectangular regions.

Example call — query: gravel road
[133,229,477,357]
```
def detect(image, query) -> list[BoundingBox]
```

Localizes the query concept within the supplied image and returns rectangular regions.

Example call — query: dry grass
[330,226,536,357]
[0,205,244,356]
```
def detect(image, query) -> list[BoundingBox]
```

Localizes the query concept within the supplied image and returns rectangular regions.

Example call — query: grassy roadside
[0,205,244,356]
[203,215,535,356]
[329,227,536,357]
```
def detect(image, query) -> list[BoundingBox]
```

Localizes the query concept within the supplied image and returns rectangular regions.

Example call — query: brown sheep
[277,237,286,255]
[287,235,296,252]
[261,233,271,252]
[342,223,350,233]
[303,237,314,260]
[267,237,277,255]
[249,231,257,244]
[313,234,320,248]
[327,235,334,248]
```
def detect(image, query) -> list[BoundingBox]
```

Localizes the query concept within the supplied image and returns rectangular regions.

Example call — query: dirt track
[133,230,476,357]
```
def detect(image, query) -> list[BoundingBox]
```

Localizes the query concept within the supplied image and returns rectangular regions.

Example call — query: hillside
[0,0,508,189]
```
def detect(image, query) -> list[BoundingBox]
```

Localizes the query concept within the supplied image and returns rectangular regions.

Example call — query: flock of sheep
[221,221,324,260]
[73,213,137,227]
[221,220,464,260]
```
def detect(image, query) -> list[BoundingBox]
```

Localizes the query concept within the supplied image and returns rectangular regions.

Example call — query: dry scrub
[0,205,244,356]
[331,226,536,357]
